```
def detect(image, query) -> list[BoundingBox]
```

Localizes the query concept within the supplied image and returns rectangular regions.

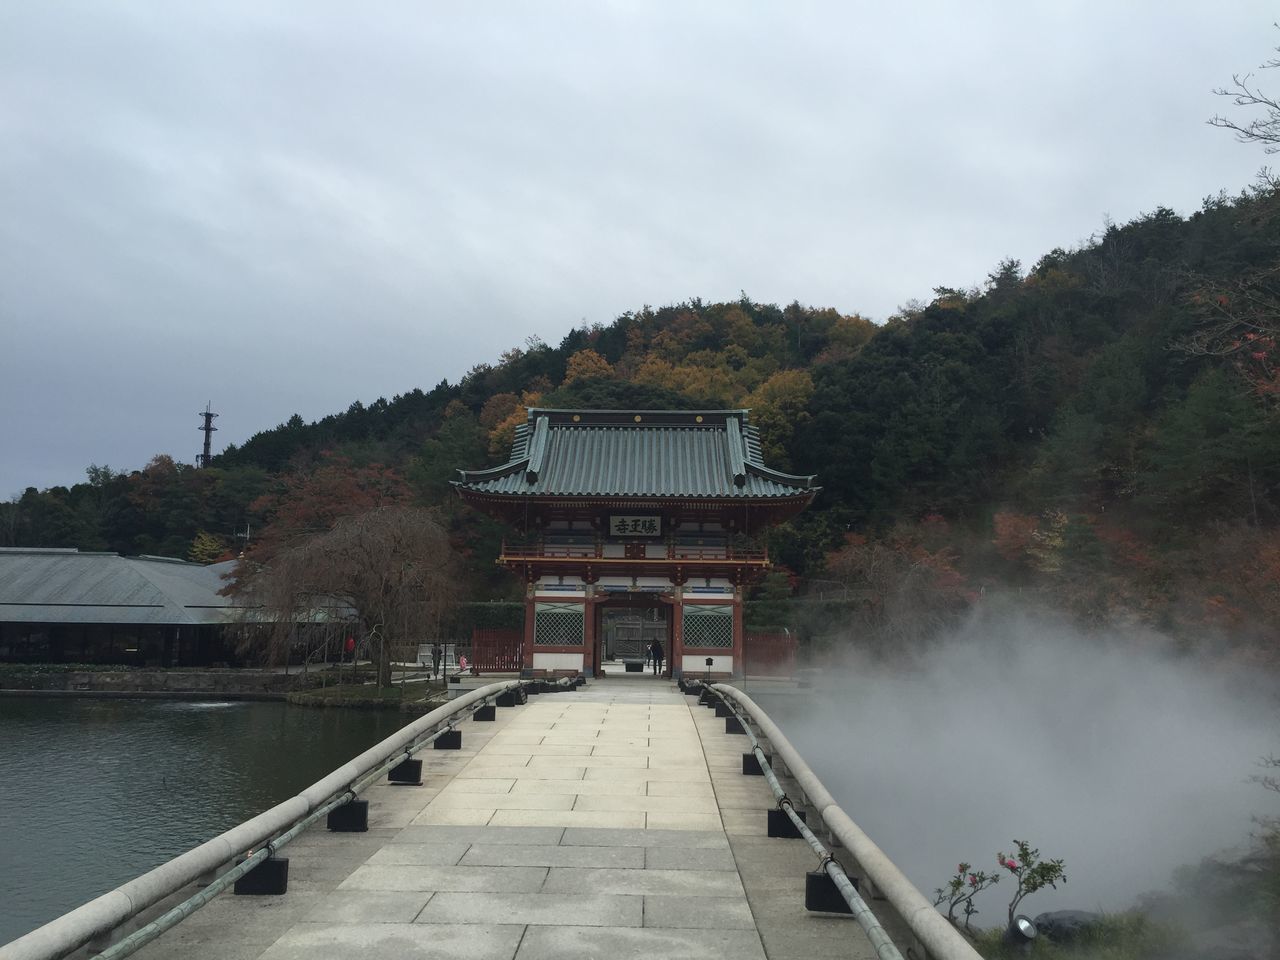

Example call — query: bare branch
[231,506,460,686]
[1209,29,1280,152]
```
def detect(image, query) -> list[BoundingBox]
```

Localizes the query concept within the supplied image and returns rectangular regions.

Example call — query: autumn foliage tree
[745,369,813,469]
[824,518,973,647]
[487,390,544,457]
[562,348,614,384]
[246,454,410,562]
[991,511,1039,568]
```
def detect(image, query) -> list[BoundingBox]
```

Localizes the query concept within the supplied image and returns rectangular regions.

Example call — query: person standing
[649,639,664,677]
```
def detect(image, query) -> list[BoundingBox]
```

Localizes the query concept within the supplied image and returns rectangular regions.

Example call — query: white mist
[753,608,1279,922]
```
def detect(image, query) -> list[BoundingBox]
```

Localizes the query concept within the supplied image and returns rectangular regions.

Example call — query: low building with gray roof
[0,548,246,665]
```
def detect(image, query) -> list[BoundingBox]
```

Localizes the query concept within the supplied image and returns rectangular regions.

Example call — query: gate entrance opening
[597,602,670,676]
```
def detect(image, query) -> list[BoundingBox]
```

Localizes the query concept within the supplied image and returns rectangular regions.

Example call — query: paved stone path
[135,679,872,960]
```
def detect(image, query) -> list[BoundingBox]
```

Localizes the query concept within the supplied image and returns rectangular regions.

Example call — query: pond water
[0,698,404,946]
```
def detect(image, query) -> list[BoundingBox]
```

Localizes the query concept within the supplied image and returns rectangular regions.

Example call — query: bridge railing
[0,680,533,960]
[711,683,984,960]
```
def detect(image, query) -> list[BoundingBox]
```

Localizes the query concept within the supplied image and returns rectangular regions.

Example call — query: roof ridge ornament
[525,415,550,484]
[725,416,747,487]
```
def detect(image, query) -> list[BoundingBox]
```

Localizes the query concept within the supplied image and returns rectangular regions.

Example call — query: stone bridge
[1,677,980,960]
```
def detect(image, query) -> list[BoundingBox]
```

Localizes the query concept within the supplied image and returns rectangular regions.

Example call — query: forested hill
[4,184,1278,649]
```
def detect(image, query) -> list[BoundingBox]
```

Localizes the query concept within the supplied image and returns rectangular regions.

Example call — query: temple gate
[455,409,817,678]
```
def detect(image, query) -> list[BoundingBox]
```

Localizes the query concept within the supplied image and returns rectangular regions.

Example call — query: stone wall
[0,665,293,695]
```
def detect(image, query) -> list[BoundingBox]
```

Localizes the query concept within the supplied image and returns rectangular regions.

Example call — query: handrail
[712,690,902,960]
[1,680,524,960]
[712,684,984,960]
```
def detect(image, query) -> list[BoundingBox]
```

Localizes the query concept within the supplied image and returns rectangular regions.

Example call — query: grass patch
[286,680,445,711]
[971,913,1182,960]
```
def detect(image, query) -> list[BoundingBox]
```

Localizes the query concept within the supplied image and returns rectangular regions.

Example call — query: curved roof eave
[454,488,820,503]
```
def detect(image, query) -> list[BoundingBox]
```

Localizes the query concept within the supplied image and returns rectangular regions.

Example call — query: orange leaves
[989,510,1067,573]
[631,354,739,403]
[825,519,972,609]
[487,390,542,457]
[563,349,614,385]
[992,511,1039,564]
[479,393,520,430]
[248,453,410,561]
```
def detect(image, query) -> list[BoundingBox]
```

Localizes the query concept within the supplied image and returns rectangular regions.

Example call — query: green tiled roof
[455,409,817,500]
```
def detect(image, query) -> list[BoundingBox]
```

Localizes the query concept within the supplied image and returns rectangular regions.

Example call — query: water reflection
[0,698,403,945]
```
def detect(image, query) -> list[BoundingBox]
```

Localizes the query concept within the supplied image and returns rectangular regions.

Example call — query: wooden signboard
[608,515,661,537]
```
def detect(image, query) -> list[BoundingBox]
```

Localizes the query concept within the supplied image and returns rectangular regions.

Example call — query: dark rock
[1032,910,1103,943]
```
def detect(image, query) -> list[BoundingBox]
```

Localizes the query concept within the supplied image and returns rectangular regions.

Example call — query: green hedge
[743,598,875,637]
[443,602,524,636]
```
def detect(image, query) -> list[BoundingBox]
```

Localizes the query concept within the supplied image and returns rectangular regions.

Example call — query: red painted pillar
[671,586,684,679]
[583,595,597,677]
[731,586,745,678]
[523,593,536,670]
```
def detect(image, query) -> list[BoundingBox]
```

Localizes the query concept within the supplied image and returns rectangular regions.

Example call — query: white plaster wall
[533,653,584,671]
[682,655,734,674]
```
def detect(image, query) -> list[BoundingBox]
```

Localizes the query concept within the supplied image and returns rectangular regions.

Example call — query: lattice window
[682,604,734,648]
[534,601,585,646]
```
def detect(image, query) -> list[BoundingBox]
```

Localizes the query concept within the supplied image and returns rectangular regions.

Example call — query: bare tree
[231,506,460,686]
[1191,39,1280,404]
[1210,31,1280,154]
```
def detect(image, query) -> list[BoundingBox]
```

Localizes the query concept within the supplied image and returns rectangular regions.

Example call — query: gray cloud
[0,1,1272,492]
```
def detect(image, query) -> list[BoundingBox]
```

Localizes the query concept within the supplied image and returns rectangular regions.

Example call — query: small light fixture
[1005,916,1038,945]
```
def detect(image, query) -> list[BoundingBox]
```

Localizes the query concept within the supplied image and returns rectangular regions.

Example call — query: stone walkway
[134,679,872,960]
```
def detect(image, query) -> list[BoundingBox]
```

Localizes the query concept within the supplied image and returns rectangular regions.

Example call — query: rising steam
[754,605,1280,920]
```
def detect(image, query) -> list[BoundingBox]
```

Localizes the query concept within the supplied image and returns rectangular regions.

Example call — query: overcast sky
[1,2,1273,495]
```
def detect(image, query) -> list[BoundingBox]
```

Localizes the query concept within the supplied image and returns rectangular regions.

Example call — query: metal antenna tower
[197,402,219,468]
